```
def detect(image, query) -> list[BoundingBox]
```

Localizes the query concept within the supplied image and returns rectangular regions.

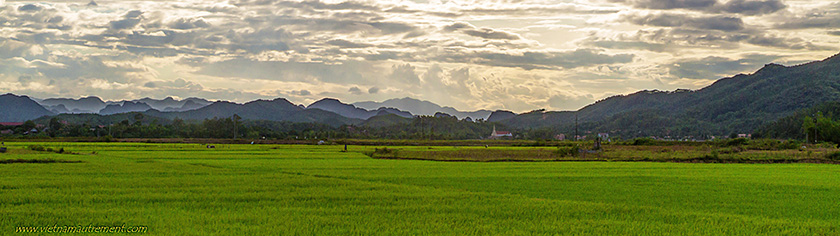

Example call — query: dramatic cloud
[666,54,781,79]
[610,0,786,15]
[0,0,834,112]
[621,13,744,31]
[772,2,840,29]
[445,22,522,40]
[435,49,635,70]
[716,0,786,15]
[611,0,717,10]
[348,87,363,95]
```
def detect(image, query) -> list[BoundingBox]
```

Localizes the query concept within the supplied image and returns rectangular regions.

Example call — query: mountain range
[34,96,212,114]
[4,52,840,137]
[2,94,495,126]
[493,52,840,137]
[307,98,413,120]
[354,97,493,120]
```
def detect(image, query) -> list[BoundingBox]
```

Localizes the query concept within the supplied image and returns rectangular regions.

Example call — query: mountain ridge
[353,97,493,120]
[307,98,413,120]
[0,94,55,122]
[5,51,840,138]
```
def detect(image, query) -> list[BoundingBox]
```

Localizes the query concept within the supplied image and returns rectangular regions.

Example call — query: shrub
[706,150,720,159]
[826,151,840,161]
[778,140,801,150]
[718,147,744,154]
[632,138,658,146]
[28,145,46,152]
[725,138,749,147]
[28,145,71,154]
[555,146,579,157]
[365,147,400,158]
[98,135,113,142]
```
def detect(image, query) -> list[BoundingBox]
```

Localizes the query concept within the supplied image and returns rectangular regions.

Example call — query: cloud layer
[0,0,836,112]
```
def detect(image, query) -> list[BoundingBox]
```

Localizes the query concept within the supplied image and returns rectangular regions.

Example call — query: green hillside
[499,53,840,138]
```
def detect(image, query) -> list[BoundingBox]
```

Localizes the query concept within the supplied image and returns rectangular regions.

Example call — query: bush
[826,151,840,161]
[717,147,744,154]
[778,140,801,150]
[28,145,71,154]
[725,138,749,147]
[365,147,400,158]
[632,138,658,146]
[98,135,113,142]
[705,150,720,159]
[555,146,579,157]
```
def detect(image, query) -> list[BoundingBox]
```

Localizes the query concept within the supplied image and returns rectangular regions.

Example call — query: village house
[554,134,566,141]
[489,126,512,139]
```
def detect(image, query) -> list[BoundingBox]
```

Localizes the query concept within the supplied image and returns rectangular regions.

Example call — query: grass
[0,142,839,235]
[359,143,840,163]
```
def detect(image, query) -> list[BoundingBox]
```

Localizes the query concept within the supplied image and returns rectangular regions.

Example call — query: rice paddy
[1,142,839,235]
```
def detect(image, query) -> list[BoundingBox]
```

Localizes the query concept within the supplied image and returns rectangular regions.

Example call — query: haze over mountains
[34,96,213,115]
[307,98,414,120]
[354,98,493,120]
[3,52,840,137]
[1,94,497,124]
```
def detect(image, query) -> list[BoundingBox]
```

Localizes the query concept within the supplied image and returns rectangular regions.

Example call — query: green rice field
[2,142,839,235]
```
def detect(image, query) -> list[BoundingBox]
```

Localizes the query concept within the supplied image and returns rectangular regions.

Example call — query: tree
[803,116,815,143]
[21,120,36,132]
[48,117,63,137]
[233,114,241,139]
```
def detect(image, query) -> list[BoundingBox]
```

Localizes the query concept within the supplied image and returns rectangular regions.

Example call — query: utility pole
[231,114,241,140]
[574,113,578,141]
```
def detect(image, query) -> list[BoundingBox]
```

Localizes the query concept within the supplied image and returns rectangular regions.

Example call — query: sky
[1,0,838,112]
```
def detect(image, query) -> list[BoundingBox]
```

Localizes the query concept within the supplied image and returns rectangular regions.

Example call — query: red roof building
[489,126,512,139]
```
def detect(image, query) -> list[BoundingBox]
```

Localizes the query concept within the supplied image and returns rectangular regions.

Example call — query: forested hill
[497,52,840,137]
[145,98,362,127]
[0,94,55,122]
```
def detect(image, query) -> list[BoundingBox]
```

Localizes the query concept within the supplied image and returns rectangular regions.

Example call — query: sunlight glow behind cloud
[0,0,837,112]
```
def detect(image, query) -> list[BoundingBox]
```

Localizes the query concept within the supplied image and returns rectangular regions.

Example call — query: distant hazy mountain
[37,96,211,114]
[307,98,413,120]
[0,94,55,122]
[360,112,412,128]
[38,96,106,114]
[373,107,413,119]
[163,100,206,112]
[148,98,362,127]
[134,97,211,111]
[45,104,70,114]
[353,97,492,120]
[487,110,517,122]
[99,101,154,115]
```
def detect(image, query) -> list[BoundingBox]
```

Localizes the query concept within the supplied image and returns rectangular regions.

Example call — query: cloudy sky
[1,0,838,112]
